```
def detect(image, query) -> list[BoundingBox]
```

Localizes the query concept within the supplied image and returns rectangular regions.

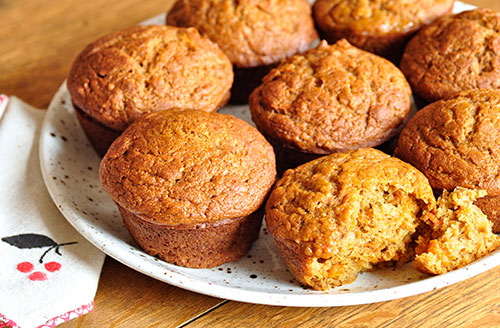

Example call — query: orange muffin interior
[266,148,436,290]
[415,187,500,275]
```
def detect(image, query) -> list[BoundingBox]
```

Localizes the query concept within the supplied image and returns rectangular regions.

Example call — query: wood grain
[62,257,224,327]
[1,0,500,327]
[190,265,500,328]
[0,0,174,108]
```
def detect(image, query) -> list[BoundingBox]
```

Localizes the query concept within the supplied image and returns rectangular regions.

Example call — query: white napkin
[0,96,106,328]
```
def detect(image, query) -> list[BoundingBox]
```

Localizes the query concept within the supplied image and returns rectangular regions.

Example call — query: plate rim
[38,1,500,307]
[39,81,500,307]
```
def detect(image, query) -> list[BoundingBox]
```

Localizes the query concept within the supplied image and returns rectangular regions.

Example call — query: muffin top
[265,148,436,258]
[313,0,454,36]
[394,89,500,196]
[400,8,500,102]
[100,109,276,225]
[249,40,411,154]
[167,0,318,68]
[68,25,233,131]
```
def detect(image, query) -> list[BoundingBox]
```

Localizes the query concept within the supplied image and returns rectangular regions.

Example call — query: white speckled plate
[40,2,500,307]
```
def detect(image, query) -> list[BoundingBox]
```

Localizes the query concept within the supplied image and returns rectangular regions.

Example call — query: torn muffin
[265,148,436,290]
[394,89,500,233]
[414,187,500,275]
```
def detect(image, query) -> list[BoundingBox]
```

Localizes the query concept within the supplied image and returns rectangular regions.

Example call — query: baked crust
[74,106,121,157]
[313,0,454,58]
[249,39,411,154]
[265,148,435,289]
[395,89,500,232]
[100,109,276,225]
[167,0,318,68]
[120,205,263,268]
[401,8,500,102]
[100,109,276,267]
[474,195,500,232]
[68,25,233,131]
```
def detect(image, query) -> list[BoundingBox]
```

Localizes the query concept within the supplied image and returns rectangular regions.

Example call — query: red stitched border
[0,301,94,328]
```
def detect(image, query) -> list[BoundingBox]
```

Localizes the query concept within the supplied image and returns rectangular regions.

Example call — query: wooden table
[2,1,500,327]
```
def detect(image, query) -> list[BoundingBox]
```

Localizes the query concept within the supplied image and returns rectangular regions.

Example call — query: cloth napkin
[0,96,106,328]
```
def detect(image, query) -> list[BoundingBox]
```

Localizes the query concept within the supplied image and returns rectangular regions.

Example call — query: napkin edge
[1,302,94,328]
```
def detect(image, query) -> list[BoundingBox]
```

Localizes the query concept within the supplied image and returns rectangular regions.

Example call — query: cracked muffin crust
[100,109,276,267]
[167,0,318,103]
[68,25,233,154]
[265,148,436,290]
[394,89,500,233]
[401,8,500,103]
[249,39,411,165]
[167,0,318,68]
[313,0,454,59]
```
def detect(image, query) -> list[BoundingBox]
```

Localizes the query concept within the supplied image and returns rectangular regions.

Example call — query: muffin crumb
[265,148,436,290]
[414,187,500,275]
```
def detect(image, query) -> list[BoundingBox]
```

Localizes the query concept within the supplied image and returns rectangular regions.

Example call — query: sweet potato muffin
[249,39,411,171]
[394,89,500,233]
[265,148,436,290]
[313,0,454,60]
[167,0,318,103]
[68,25,233,156]
[415,188,500,275]
[100,109,276,268]
[400,8,500,103]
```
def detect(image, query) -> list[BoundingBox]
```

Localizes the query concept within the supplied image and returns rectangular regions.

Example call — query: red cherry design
[17,261,34,273]
[16,261,62,281]
[28,271,48,281]
[44,261,61,272]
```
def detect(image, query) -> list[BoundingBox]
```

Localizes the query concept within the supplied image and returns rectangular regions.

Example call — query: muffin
[249,39,412,172]
[414,187,500,275]
[313,0,454,60]
[401,8,500,103]
[394,89,500,233]
[99,109,276,268]
[265,148,436,290]
[167,0,318,103]
[68,25,233,156]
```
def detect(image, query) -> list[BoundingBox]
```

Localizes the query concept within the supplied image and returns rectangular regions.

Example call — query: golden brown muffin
[313,0,454,60]
[100,109,276,268]
[249,39,411,171]
[414,187,500,275]
[167,0,318,103]
[401,8,500,103]
[68,25,233,155]
[265,148,436,290]
[394,89,500,233]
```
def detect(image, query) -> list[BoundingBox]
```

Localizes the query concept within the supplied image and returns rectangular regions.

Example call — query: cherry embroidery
[15,261,62,280]
[28,271,48,281]
[3,233,76,281]
[17,261,34,273]
[45,261,62,272]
